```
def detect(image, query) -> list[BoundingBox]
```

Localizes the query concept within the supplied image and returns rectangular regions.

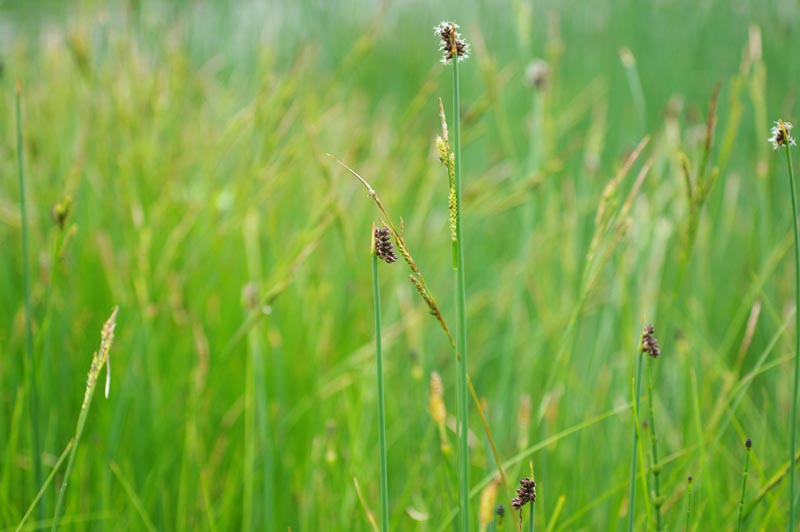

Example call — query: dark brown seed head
[769,120,796,149]
[746,437,752,450]
[434,21,470,64]
[641,324,661,358]
[511,476,536,510]
[374,226,397,264]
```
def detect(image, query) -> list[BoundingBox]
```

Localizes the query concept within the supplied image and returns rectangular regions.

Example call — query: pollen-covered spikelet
[478,477,500,531]
[429,371,451,455]
[84,306,118,407]
[434,21,470,64]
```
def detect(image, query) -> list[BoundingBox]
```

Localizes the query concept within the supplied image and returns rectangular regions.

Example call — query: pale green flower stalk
[769,119,799,532]
[373,225,396,532]
[684,476,693,531]
[736,438,752,532]
[627,334,645,532]
[51,307,118,532]
[435,20,471,530]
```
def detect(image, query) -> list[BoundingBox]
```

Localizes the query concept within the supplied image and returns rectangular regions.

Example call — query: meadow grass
[2,0,800,530]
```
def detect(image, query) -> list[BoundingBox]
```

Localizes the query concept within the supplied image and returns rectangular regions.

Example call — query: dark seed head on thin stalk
[746,437,752,450]
[511,476,536,510]
[374,226,397,264]
[641,324,661,358]
[434,21,470,64]
[688,475,693,483]
[768,120,796,149]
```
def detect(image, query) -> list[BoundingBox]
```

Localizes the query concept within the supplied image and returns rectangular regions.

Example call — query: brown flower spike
[511,477,536,510]
[641,324,661,358]
[374,226,397,264]
[434,21,470,64]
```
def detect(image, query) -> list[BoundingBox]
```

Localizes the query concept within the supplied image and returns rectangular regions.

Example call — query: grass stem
[737,439,752,532]
[785,132,800,532]
[452,46,470,532]
[627,349,644,532]
[372,251,389,532]
[646,360,662,531]
[684,476,693,532]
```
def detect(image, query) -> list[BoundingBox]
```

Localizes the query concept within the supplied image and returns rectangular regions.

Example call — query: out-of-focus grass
[1,0,799,529]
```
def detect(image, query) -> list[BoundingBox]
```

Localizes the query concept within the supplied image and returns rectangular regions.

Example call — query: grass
[2,0,800,529]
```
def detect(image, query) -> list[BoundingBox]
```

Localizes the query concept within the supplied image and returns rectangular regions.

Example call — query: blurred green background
[2,0,799,529]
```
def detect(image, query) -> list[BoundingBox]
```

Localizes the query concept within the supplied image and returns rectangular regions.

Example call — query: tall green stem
[528,500,535,532]
[647,361,662,531]
[627,350,644,532]
[16,82,43,516]
[737,440,752,532]
[372,254,389,532]
[452,55,470,532]
[785,139,799,532]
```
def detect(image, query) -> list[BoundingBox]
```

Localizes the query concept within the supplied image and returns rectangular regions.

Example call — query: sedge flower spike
[769,120,796,149]
[434,21,470,64]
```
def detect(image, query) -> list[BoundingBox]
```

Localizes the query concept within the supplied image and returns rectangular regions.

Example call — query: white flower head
[769,120,796,149]
[434,21,470,64]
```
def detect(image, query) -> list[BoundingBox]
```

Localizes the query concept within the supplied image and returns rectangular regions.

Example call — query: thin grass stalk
[372,250,389,532]
[646,361,662,531]
[737,439,752,532]
[451,44,471,532]
[684,476,693,532]
[786,131,800,532]
[14,439,73,532]
[51,307,118,532]
[528,500,534,532]
[16,80,43,516]
[627,350,644,532]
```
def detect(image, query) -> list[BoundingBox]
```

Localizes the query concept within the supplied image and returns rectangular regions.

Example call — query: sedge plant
[372,225,397,532]
[628,324,660,531]
[768,120,798,531]
[434,21,471,530]
[736,438,752,532]
[643,326,664,531]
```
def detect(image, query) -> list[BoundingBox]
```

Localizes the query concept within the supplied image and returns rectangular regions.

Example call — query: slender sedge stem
[372,253,389,532]
[528,501,535,532]
[786,136,800,532]
[646,361,662,531]
[684,477,693,532]
[737,441,752,532]
[16,82,44,517]
[627,350,644,532]
[452,53,470,532]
